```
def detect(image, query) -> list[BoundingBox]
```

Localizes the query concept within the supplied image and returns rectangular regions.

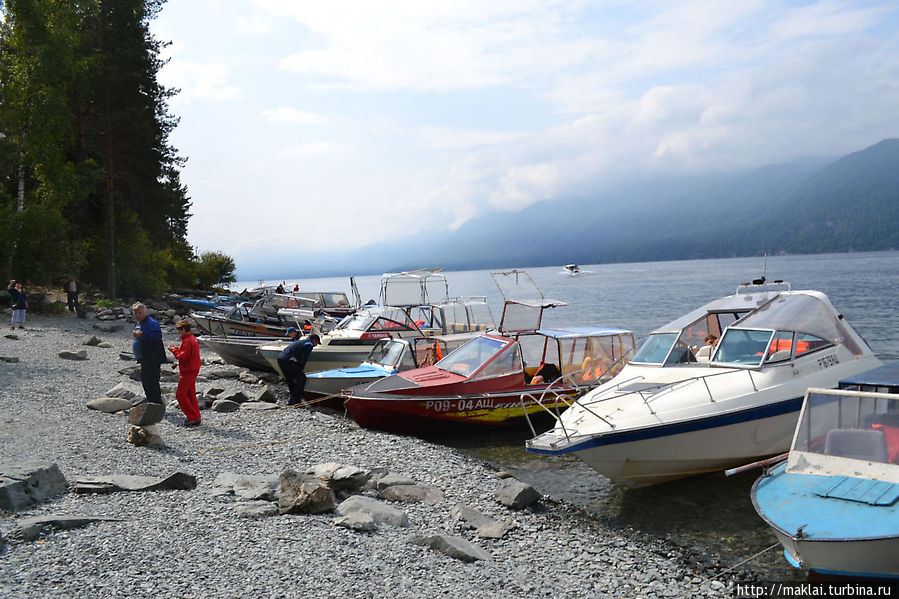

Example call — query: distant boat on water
[563,264,580,275]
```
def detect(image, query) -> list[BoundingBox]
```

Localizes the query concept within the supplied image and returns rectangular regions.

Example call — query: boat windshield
[727,292,865,357]
[366,340,415,370]
[792,389,899,469]
[437,336,510,378]
[631,333,678,364]
[335,307,418,333]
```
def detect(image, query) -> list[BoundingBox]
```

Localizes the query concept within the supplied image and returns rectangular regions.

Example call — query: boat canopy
[631,291,781,366]
[712,292,866,366]
[436,335,519,379]
[840,362,899,393]
[787,387,899,480]
[380,268,448,307]
[365,339,417,371]
[335,306,420,334]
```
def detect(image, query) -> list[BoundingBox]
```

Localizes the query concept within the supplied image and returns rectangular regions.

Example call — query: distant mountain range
[258,138,899,278]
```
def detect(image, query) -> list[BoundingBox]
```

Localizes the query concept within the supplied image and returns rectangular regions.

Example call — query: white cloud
[260,107,331,126]
[418,127,525,149]
[158,59,241,104]
[276,142,343,159]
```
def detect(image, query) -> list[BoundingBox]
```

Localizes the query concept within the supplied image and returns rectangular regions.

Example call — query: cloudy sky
[152,0,899,277]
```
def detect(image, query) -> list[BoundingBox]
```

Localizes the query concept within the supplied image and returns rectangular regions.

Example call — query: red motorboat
[342,269,635,434]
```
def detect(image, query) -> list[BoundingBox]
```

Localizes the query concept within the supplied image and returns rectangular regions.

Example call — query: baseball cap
[285,327,299,336]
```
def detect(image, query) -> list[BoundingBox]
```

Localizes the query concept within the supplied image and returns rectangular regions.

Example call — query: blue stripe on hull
[528,396,804,455]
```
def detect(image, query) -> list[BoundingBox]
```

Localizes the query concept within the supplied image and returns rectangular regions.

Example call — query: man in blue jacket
[278,328,320,405]
[132,302,166,404]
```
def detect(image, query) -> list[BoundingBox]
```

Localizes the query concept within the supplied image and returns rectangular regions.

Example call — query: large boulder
[128,402,166,426]
[0,463,69,511]
[86,397,133,414]
[335,495,409,527]
[278,469,336,515]
[379,484,444,505]
[494,478,541,510]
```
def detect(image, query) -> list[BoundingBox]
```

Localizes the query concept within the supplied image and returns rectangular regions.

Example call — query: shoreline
[1,314,741,598]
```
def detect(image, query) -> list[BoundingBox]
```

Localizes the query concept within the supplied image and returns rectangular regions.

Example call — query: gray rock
[233,475,280,500]
[279,469,336,514]
[125,425,164,446]
[127,402,166,426]
[217,388,249,403]
[204,366,242,380]
[379,484,445,505]
[73,472,196,493]
[245,386,276,403]
[494,478,541,509]
[106,381,143,400]
[409,534,491,562]
[235,501,279,519]
[118,352,134,361]
[81,335,102,346]
[86,397,133,414]
[336,495,409,527]
[92,321,123,332]
[97,342,112,349]
[238,371,259,384]
[3,334,19,340]
[212,472,242,496]
[1,356,20,363]
[375,473,416,492]
[59,350,88,361]
[15,515,122,542]
[450,503,512,539]
[333,511,377,532]
[0,463,69,511]
[212,399,240,412]
[239,401,279,411]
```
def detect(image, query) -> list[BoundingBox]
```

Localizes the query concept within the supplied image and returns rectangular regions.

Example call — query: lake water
[235,251,899,580]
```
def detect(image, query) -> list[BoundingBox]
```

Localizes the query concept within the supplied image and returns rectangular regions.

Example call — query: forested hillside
[0,0,233,297]
[367,140,898,273]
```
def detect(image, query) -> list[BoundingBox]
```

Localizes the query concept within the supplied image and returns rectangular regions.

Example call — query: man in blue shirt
[278,328,320,405]
[132,302,166,404]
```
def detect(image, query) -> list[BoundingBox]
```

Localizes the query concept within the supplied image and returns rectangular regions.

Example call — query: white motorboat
[751,364,899,578]
[258,297,495,376]
[563,264,580,275]
[526,280,883,488]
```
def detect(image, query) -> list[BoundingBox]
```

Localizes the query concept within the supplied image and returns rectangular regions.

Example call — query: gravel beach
[0,313,740,598]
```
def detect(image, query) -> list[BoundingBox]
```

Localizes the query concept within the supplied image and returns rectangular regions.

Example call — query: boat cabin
[711,291,867,368]
[787,382,899,483]
[630,286,783,366]
[433,327,636,387]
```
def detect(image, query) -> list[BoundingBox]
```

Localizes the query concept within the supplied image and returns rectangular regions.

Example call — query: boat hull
[551,399,801,487]
[199,337,277,372]
[753,463,899,578]
[258,343,377,376]
[344,388,573,434]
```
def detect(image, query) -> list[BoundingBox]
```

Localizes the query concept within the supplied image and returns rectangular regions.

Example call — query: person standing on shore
[7,280,27,330]
[277,327,320,405]
[65,278,81,315]
[168,320,201,426]
[131,302,166,404]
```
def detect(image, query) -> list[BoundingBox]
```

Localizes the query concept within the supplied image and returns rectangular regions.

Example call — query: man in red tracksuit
[168,320,202,425]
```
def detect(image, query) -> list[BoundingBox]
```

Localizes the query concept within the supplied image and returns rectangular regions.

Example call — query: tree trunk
[104,84,116,297]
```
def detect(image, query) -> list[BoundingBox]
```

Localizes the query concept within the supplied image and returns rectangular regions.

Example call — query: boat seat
[766,350,791,362]
[694,345,714,362]
[824,428,889,463]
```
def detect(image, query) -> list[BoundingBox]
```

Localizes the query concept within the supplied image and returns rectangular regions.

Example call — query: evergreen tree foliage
[0,0,232,297]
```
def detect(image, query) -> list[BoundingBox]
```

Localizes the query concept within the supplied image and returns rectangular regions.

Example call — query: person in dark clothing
[277,328,320,405]
[7,279,26,329]
[132,302,166,404]
[65,278,81,314]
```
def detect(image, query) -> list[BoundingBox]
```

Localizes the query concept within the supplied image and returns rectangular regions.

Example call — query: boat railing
[520,352,634,438]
